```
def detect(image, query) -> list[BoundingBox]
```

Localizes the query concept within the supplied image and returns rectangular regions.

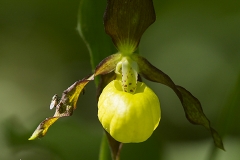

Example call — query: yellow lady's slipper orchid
[98,79,160,143]
[29,0,224,152]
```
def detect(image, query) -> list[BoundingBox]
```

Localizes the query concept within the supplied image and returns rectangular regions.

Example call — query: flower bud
[98,80,160,143]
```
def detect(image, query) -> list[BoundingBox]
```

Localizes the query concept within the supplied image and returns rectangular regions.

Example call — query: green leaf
[104,0,156,53]
[131,53,225,150]
[77,0,117,71]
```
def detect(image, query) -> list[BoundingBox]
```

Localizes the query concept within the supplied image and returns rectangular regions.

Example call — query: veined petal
[95,53,122,76]
[28,75,94,140]
[28,117,58,140]
[29,53,121,140]
[104,0,156,54]
[131,53,224,150]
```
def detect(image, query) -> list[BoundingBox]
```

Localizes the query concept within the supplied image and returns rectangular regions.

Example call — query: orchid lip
[98,80,161,143]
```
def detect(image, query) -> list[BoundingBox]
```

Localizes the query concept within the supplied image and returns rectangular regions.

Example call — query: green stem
[105,131,122,160]
[99,132,111,160]
[99,131,123,160]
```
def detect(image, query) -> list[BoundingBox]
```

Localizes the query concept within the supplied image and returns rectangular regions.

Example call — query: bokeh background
[0,0,239,159]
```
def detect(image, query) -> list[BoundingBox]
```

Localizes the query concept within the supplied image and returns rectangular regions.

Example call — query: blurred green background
[0,0,239,159]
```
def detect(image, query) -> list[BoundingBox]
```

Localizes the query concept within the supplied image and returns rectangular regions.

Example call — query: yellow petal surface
[98,80,160,143]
